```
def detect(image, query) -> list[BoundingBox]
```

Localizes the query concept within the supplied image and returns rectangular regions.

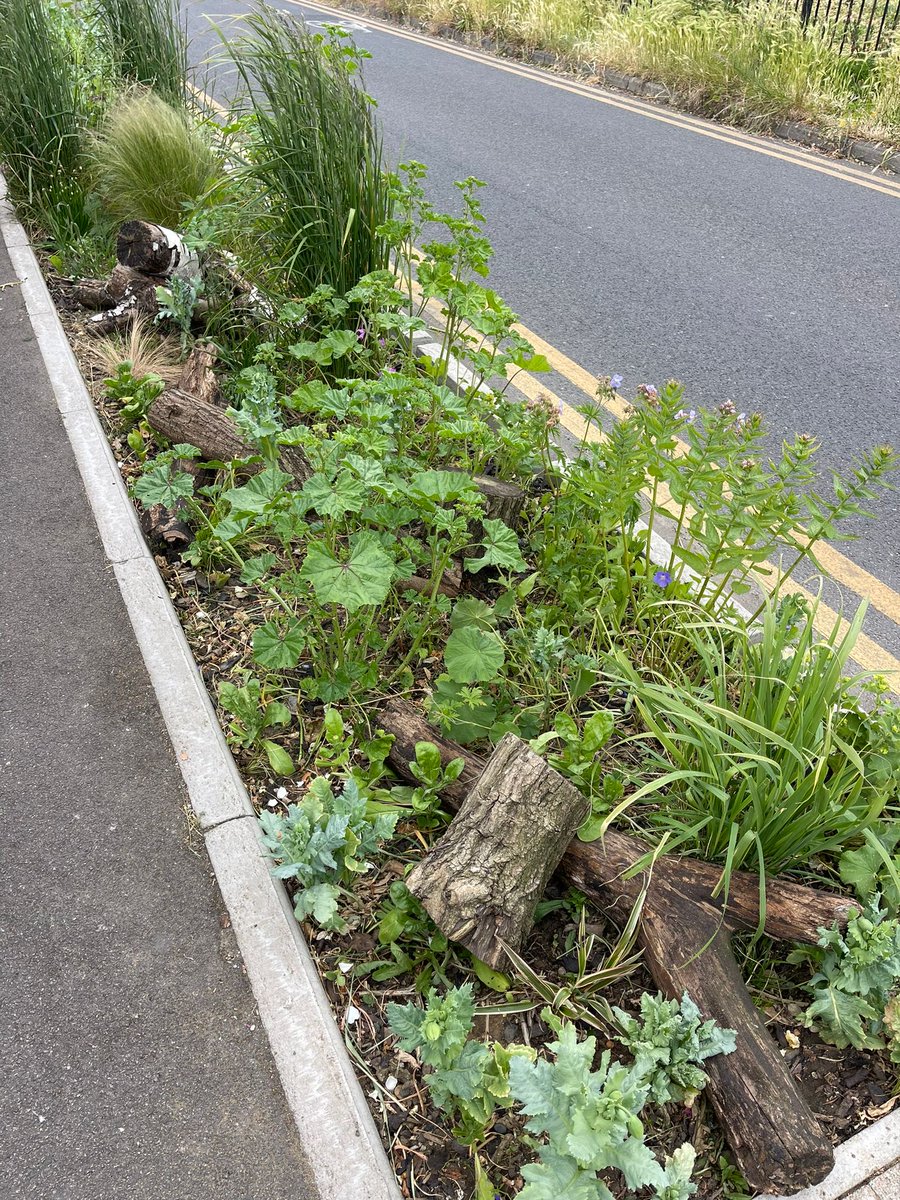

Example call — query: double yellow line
[290,0,900,200]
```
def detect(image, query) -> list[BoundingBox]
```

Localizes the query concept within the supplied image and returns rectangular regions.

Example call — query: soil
[51,274,900,1200]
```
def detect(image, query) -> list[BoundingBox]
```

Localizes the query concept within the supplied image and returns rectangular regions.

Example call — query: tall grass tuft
[226,5,392,295]
[96,0,188,107]
[0,0,93,234]
[91,90,220,228]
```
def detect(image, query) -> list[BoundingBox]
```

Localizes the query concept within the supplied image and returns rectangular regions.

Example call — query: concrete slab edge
[4,176,898,1200]
[0,174,402,1200]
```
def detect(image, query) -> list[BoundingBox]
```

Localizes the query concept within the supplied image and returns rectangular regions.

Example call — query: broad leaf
[262,739,295,776]
[300,533,394,613]
[467,518,527,574]
[133,464,195,508]
[252,620,305,669]
[444,626,505,684]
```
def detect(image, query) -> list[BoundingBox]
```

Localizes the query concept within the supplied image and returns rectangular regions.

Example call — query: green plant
[364,881,455,991]
[790,901,900,1058]
[611,991,736,1106]
[259,775,399,930]
[226,9,391,294]
[218,675,295,775]
[0,0,95,235]
[604,593,892,882]
[387,740,464,827]
[103,359,164,427]
[95,0,187,106]
[491,895,646,1034]
[155,274,204,354]
[507,1013,698,1200]
[387,983,536,1144]
[840,824,900,912]
[92,90,219,227]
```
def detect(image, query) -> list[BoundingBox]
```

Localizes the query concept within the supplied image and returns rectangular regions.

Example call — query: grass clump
[0,0,94,235]
[95,0,188,107]
[226,5,391,294]
[91,90,220,227]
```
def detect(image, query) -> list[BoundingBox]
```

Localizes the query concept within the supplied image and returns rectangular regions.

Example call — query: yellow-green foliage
[92,90,219,227]
[386,0,900,144]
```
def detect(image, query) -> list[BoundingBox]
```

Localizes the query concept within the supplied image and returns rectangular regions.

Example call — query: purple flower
[675,408,697,424]
[609,373,623,390]
[356,325,366,342]
[643,384,658,398]
[653,569,672,588]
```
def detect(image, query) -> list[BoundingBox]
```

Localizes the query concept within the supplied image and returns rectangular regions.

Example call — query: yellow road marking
[290,0,900,200]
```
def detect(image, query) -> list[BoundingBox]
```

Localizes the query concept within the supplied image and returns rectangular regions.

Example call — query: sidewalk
[0,232,318,1198]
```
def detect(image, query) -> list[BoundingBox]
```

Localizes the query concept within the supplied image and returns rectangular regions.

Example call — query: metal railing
[796,0,900,53]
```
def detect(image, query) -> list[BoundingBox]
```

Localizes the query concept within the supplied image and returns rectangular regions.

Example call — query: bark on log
[147,389,312,484]
[116,220,189,277]
[378,698,846,1193]
[176,342,220,407]
[407,734,589,967]
[398,572,460,599]
[472,474,526,529]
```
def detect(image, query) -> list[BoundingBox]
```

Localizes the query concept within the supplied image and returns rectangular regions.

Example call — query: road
[182,0,900,659]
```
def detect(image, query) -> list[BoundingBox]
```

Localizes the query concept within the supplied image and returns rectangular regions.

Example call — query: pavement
[0,234,318,1197]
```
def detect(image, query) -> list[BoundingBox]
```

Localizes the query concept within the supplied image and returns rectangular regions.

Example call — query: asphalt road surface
[182,0,900,650]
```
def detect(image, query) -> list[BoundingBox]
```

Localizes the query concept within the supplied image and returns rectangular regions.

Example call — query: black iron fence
[796,0,900,53]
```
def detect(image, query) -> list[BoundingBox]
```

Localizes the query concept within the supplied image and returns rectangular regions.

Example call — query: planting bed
[6,3,900,1197]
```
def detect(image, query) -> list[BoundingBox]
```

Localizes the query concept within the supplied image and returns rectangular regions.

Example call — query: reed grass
[95,0,188,107]
[226,5,392,294]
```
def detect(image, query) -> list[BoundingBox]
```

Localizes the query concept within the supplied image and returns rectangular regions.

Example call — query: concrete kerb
[4,173,900,1200]
[0,173,403,1200]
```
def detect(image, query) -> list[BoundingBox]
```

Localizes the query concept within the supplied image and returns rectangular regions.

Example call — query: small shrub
[91,90,219,227]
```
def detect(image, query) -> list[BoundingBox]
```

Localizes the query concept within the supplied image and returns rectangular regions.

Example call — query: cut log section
[378,698,842,1194]
[116,220,195,278]
[146,388,312,484]
[407,734,589,967]
[472,474,526,529]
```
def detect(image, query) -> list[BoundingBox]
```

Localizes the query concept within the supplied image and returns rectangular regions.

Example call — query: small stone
[384,1075,398,1092]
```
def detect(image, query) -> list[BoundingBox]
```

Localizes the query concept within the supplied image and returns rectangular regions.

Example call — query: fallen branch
[147,388,312,484]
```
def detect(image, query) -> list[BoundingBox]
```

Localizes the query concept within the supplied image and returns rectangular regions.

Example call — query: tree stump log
[472,474,526,529]
[147,389,312,484]
[407,734,589,966]
[378,698,844,1193]
[116,220,192,277]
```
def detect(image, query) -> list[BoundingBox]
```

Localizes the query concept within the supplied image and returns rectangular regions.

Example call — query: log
[378,698,844,1193]
[472,474,526,529]
[380,699,857,943]
[407,734,589,966]
[398,572,460,599]
[147,389,312,484]
[116,220,191,277]
[176,342,220,407]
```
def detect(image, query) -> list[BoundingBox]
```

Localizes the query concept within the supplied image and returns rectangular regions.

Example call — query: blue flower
[653,569,672,588]
[609,373,623,390]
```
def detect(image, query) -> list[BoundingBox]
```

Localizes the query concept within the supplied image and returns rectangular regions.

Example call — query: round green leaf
[444,626,505,684]
[252,620,305,669]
